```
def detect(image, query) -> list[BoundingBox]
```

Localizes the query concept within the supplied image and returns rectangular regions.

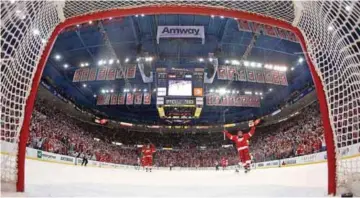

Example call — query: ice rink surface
[1,158,334,197]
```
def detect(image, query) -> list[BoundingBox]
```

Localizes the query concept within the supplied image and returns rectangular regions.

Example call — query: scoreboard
[156,68,204,119]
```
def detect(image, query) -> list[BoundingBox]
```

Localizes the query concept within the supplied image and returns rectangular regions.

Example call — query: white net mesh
[0,0,359,195]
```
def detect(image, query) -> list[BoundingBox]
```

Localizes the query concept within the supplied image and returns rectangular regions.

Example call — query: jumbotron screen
[168,80,192,96]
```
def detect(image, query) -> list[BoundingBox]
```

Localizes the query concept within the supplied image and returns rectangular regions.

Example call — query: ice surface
[1,158,339,197]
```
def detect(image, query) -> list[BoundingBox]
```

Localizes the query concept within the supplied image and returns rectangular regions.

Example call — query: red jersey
[142,144,156,158]
[221,158,228,166]
[223,126,256,151]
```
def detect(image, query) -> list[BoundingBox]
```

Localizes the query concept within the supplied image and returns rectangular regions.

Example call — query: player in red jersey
[223,119,260,173]
[141,143,156,172]
[221,157,228,170]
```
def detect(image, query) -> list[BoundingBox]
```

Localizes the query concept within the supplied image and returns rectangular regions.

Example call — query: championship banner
[206,94,261,107]
[227,66,236,80]
[126,93,134,105]
[103,94,111,105]
[255,70,265,83]
[264,71,274,84]
[143,93,151,105]
[134,92,142,105]
[157,26,205,44]
[237,68,247,81]
[110,94,118,105]
[97,67,107,81]
[272,71,281,85]
[217,66,228,80]
[246,69,256,82]
[117,93,125,105]
[237,19,299,43]
[279,72,288,86]
[72,69,82,82]
[106,68,116,80]
[126,65,136,79]
[88,68,97,81]
[96,95,105,105]
[80,68,89,82]
[116,68,125,79]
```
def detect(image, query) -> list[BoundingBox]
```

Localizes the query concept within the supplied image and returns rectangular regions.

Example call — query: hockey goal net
[1,0,359,195]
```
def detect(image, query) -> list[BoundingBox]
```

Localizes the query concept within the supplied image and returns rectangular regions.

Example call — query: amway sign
[157,26,205,44]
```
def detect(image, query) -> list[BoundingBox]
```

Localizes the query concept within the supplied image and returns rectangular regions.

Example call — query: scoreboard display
[156,68,204,119]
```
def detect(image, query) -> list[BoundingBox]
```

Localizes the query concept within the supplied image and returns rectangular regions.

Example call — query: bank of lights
[210,88,240,95]
[80,62,89,67]
[101,89,113,94]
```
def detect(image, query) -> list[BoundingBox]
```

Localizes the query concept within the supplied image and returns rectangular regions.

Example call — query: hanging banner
[103,94,110,105]
[126,93,134,105]
[116,68,126,79]
[217,66,228,80]
[88,68,97,81]
[96,95,105,105]
[272,71,281,85]
[117,93,125,105]
[246,69,256,82]
[106,68,116,80]
[206,94,260,107]
[134,92,143,105]
[279,72,288,86]
[143,93,151,105]
[110,94,118,105]
[72,69,82,82]
[97,68,108,81]
[126,65,136,79]
[255,70,265,83]
[227,66,236,80]
[157,26,205,44]
[80,68,89,82]
[237,68,247,81]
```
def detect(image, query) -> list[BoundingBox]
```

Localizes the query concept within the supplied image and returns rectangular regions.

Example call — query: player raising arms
[141,143,156,172]
[223,119,261,173]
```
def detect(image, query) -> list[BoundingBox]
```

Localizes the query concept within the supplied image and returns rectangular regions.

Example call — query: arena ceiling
[41,14,313,125]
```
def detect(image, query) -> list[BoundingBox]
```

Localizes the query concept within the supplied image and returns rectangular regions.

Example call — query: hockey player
[141,143,156,172]
[221,157,228,170]
[223,119,260,173]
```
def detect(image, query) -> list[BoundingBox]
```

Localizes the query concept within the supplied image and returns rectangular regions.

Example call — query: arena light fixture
[209,58,213,62]
[231,60,240,65]
[98,60,103,66]
[135,15,138,17]
[82,84,87,88]
[109,59,114,65]
[269,88,273,92]
[110,89,114,93]
[133,88,136,92]
[80,63,84,67]
[220,16,224,19]
[141,14,145,17]
[116,59,120,64]
[345,5,352,11]
[211,15,215,18]
[291,67,295,71]
[109,17,113,20]
[209,89,214,93]
[32,29,40,35]
[93,94,96,97]
[76,24,80,27]
[153,88,156,92]
[85,62,89,66]
[125,58,129,63]
[88,20,92,24]
[63,64,68,69]
[256,63,262,68]
[243,61,250,67]
[198,58,204,62]
[298,57,304,63]
[143,89,147,92]
[225,60,230,64]
[259,92,263,95]
[101,89,105,94]
[244,91,252,95]
[219,88,226,95]
[54,54,61,60]
[255,92,258,95]
[236,91,240,94]
[232,90,236,94]
[250,62,256,67]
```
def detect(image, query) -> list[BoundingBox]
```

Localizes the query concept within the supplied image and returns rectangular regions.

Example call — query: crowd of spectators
[25,98,339,167]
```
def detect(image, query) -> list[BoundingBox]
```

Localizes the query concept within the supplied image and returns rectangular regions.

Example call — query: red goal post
[1,1,359,196]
